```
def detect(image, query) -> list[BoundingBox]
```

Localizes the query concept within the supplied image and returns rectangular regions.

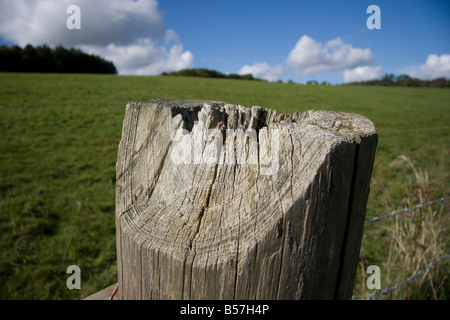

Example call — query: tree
[0,44,117,74]
[380,74,396,86]
[396,74,421,87]
[161,68,260,81]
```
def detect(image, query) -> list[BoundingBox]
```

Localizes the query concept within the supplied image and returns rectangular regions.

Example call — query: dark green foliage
[0,44,117,74]
[161,68,260,81]
[345,73,450,88]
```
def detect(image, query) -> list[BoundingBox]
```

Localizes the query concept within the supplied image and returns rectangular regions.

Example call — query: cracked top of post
[127,99,377,142]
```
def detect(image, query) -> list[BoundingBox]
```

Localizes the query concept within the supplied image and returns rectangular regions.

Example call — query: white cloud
[0,0,163,46]
[238,62,283,82]
[80,40,194,75]
[343,66,383,83]
[0,0,193,75]
[286,35,375,77]
[409,54,450,80]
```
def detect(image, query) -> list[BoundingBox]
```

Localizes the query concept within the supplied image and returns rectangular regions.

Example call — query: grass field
[0,72,449,299]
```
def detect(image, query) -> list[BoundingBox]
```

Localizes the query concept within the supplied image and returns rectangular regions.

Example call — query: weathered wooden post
[115,99,377,300]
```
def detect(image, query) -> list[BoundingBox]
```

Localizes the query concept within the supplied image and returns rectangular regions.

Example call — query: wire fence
[363,196,450,300]
[367,254,450,300]
[364,196,450,224]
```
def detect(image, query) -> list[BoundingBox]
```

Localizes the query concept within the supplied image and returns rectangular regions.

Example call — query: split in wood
[115,99,377,300]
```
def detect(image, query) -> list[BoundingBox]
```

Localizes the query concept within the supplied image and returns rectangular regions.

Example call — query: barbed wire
[368,254,450,300]
[364,197,449,299]
[365,196,450,224]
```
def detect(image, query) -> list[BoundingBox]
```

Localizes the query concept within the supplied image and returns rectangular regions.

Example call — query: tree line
[0,44,117,74]
[345,74,450,88]
[161,68,261,81]
[163,69,449,88]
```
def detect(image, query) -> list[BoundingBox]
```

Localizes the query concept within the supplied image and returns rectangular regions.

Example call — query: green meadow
[1,72,449,299]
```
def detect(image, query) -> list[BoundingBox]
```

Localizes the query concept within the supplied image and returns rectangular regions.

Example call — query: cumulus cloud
[238,62,283,82]
[286,35,375,77]
[0,0,193,75]
[409,54,450,80]
[80,40,194,75]
[343,66,383,83]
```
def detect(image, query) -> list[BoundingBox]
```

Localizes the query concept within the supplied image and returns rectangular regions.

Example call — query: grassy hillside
[0,73,448,299]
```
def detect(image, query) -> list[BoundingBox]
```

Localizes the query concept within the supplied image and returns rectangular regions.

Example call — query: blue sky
[0,0,449,83]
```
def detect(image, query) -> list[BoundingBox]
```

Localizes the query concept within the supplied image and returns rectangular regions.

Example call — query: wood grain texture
[115,99,377,300]
[84,283,119,300]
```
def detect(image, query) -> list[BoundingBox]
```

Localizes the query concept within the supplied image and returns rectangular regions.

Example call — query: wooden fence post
[115,99,377,300]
